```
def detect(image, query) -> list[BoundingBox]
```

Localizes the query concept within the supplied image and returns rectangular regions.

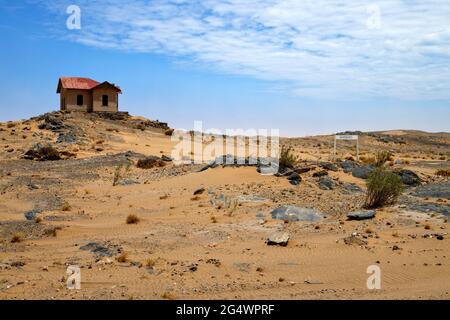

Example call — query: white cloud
[40,0,450,100]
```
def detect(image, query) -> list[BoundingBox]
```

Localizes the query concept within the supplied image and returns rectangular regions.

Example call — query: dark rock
[267,232,290,246]
[318,176,336,190]
[136,156,165,169]
[319,162,338,172]
[161,155,173,162]
[405,203,449,215]
[342,183,364,193]
[24,210,38,221]
[287,172,301,181]
[312,170,328,177]
[340,160,360,173]
[79,242,114,257]
[395,169,421,186]
[193,187,206,195]
[437,235,444,240]
[293,166,314,174]
[289,180,300,186]
[412,182,450,200]
[352,165,375,179]
[22,143,61,161]
[271,206,322,222]
[56,133,77,144]
[347,209,376,220]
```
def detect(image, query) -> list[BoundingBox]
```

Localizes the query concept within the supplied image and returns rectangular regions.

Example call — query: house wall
[61,89,93,112]
[92,88,118,112]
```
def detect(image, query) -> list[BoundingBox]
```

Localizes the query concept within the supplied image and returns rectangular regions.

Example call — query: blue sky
[0,0,449,136]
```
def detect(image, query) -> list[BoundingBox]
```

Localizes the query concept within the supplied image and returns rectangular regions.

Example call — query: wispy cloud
[37,0,450,100]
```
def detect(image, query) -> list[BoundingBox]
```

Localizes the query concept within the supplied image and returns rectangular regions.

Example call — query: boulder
[293,166,314,174]
[318,176,336,190]
[412,182,450,200]
[267,232,290,246]
[340,160,359,173]
[312,170,328,177]
[136,156,165,169]
[193,187,206,195]
[22,143,61,161]
[24,210,38,221]
[395,169,421,186]
[347,209,376,220]
[271,206,322,222]
[287,172,301,181]
[351,165,375,179]
[319,162,338,172]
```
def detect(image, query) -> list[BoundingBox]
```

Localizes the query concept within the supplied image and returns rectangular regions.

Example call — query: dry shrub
[279,145,299,169]
[126,214,140,224]
[164,128,174,136]
[116,252,128,263]
[360,155,376,164]
[435,169,450,178]
[113,162,131,186]
[136,157,165,169]
[375,151,393,167]
[60,201,71,211]
[161,292,176,300]
[11,232,24,243]
[364,167,404,209]
[145,258,156,268]
[7,122,16,128]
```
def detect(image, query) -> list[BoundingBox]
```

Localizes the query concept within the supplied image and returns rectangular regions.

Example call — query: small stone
[267,232,290,246]
[193,188,205,195]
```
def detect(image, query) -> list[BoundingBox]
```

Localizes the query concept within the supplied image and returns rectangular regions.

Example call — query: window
[76,94,83,106]
[102,95,109,107]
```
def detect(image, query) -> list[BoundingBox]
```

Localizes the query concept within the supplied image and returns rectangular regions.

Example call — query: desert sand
[0,111,449,300]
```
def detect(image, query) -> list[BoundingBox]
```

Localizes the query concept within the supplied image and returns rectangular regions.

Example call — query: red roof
[57,77,122,93]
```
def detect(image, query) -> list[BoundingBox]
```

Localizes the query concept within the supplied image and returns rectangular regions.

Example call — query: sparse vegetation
[126,214,140,224]
[164,128,174,136]
[113,162,132,186]
[435,169,450,178]
[60,201,71,211]
[279,145,299,169]
[145,258,156,268]
[364,167,404,209]
[11,232,24,243]
[375,151,393,167]
[116,252,128,263]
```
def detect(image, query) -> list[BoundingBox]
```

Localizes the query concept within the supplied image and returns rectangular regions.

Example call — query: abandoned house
[57,77,122,112]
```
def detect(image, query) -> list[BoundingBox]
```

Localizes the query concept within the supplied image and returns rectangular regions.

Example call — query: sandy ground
[0,111,449,300]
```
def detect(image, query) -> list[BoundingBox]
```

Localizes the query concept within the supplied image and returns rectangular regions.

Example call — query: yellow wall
[60,89,92,112]
[92,88,118,112]
[60,88,119,112]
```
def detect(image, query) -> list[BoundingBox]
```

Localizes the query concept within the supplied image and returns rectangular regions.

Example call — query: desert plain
[0,111,449,300]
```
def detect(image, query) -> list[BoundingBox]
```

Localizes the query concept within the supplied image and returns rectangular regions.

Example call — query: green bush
[364,167,404,208]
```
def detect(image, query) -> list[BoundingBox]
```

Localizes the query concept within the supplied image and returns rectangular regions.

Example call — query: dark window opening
[102,95,109,107]
[77,94,83,106]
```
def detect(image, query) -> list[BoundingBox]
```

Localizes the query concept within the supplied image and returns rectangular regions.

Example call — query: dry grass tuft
[435,169,450,178]
[11,232,24,243]
[126,214,140,224]
[116,252,128,263]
